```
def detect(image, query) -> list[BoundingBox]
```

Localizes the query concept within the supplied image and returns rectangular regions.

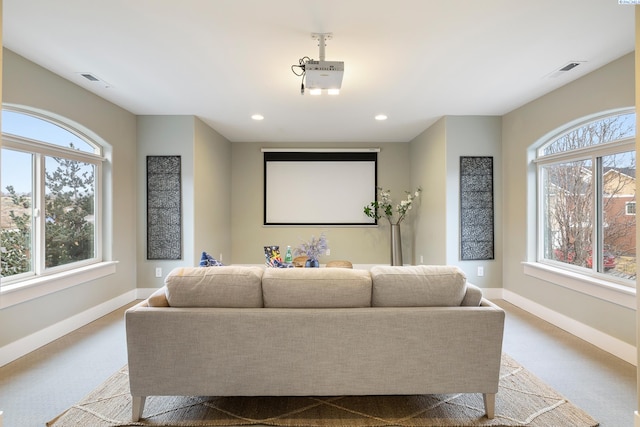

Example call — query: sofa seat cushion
[165,266,264,307]
[371,265,467,307]
[262,268,372,308]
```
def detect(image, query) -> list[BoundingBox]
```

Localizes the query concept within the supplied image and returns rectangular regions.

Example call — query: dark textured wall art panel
[460,156,494,260]
[147,156,182,260]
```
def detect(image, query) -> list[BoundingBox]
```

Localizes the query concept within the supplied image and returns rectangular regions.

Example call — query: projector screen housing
[263,150,377,225]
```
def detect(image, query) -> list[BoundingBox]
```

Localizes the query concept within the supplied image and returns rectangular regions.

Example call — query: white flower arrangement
[363,187,422,225]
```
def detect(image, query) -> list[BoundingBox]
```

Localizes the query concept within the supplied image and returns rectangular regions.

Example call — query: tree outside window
[44,155,95,269]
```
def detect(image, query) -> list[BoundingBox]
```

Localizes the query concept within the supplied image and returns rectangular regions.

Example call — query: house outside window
[1,108,104,286]
[536,110,636,285]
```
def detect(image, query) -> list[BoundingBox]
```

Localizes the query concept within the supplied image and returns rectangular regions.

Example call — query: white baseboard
[501,289,637,366]
[481,288,504,300]
[136,287,158,299]
[0,290,137,367]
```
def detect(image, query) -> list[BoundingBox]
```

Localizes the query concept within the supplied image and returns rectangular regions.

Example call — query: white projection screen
[264,151,378,225]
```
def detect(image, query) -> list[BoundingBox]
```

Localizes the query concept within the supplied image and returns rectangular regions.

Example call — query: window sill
[0,261,118,309]
[522,262,636,309]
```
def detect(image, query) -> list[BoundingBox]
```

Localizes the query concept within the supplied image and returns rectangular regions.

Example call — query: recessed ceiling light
[375,114,388,121]
[251,114,264,121]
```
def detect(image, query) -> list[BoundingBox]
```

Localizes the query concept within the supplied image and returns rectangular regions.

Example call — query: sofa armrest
[479,298,502,310]
[461,283,483,306]
[147,286,169,307]
[129,299,149,309]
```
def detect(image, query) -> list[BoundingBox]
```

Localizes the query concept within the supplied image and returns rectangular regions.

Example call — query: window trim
[625,201,636,216]
[0,261,118,309]
[1,106,112,305]
[523,261,635,309]
[537,110,636,157]
[3,134,105,163]
[535,138,635,268]
[529,108,636,297]
[3,107,103,156]
[2,135,103,278]
[534,138,635,165]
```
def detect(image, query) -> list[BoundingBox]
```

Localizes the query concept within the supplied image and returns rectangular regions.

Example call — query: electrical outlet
[155,267,162,278]
[326,248,331,256]
[219,253,223,262]
[420,255,424,264]
[477,266,484,277]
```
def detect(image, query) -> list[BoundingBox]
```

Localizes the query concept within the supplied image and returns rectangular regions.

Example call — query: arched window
[1,107,106,287]
[535,110,635,286]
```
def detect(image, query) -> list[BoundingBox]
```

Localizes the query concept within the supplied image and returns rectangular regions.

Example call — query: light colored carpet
[47,354,598,427]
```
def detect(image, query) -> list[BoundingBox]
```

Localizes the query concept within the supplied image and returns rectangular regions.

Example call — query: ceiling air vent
[559,62,580,72]
[80,73,99,81]
[76,72,112,88]
[547,61,586,78]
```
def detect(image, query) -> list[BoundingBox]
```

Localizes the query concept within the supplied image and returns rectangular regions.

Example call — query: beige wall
[231,141,412,265]
[410,117,448,265]
[502,53,636,345]
[445,116,502,286]
[409,116,502,288]
[136,115,232,288]
[136,116,195,288]
[194,117,232,264]
[0,49,138,347]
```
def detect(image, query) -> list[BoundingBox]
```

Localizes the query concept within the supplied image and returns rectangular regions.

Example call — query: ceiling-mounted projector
[304,60,344,91]
[292,33,344,95]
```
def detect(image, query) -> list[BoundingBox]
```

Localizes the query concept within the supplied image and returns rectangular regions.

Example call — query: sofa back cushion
[165,266,264,307]
[371,265,467,307]
[262,268,372,308]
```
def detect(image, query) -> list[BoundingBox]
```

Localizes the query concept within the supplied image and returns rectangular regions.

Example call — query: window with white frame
[625,201,636,215]
[536,110,636,286]
[1,108,104,286]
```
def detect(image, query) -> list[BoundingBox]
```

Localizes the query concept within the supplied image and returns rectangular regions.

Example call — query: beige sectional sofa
[125,265,505,421]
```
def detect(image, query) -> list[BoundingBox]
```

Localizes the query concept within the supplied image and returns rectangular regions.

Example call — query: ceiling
[2,1,635,143]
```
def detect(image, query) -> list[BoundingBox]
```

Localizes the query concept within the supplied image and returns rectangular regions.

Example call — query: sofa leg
[132,396,146,421]
[483,393,495,419]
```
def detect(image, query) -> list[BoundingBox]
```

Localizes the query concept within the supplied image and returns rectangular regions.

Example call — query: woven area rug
[47,354,598,427]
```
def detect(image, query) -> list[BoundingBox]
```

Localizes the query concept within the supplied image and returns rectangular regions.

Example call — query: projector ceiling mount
[292,33,344,95]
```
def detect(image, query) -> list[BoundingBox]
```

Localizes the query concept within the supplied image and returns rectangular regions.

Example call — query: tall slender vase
[390,223,403,266]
